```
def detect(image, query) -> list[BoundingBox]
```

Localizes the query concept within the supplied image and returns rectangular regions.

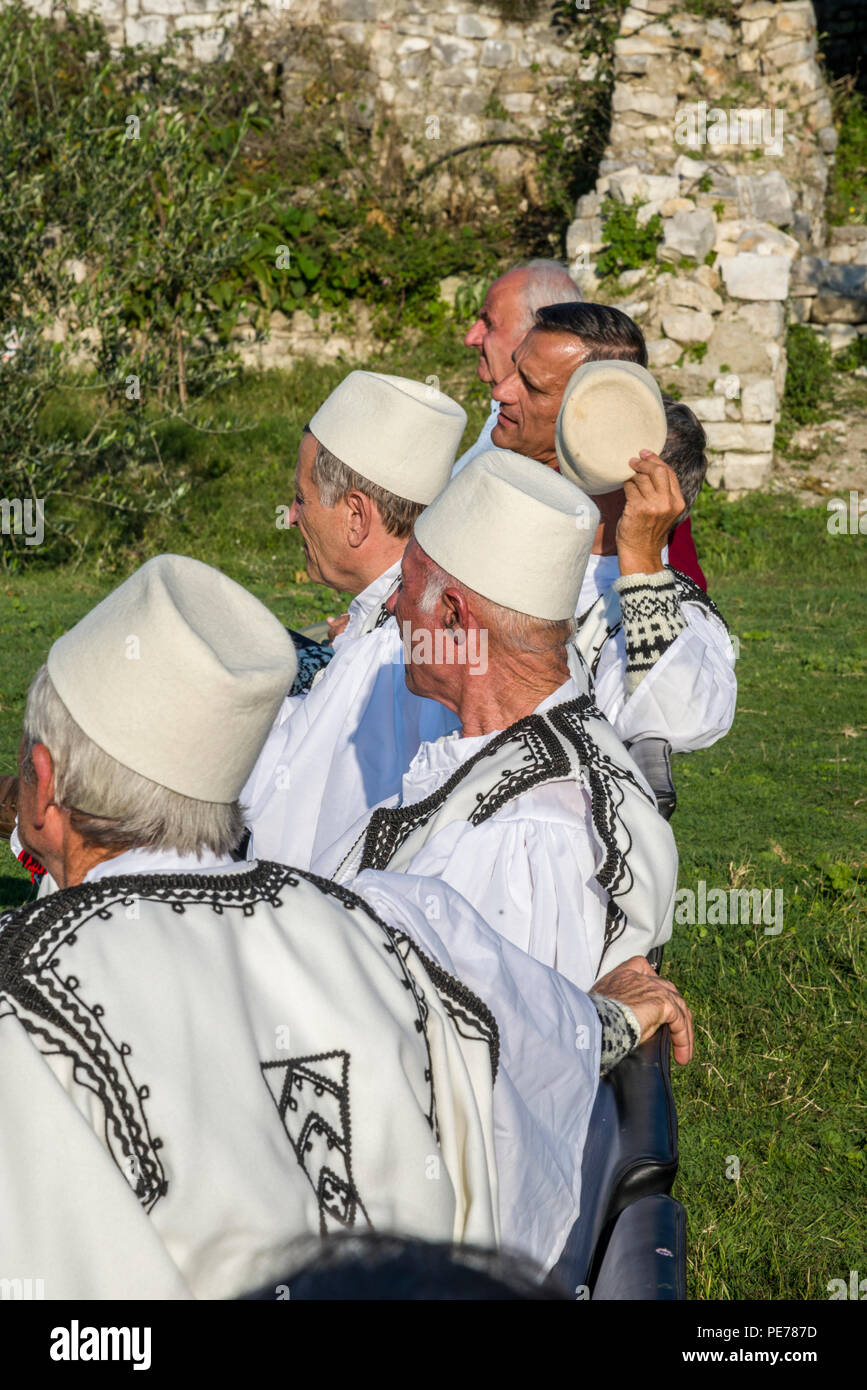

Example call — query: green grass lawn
[0,365,864,1300]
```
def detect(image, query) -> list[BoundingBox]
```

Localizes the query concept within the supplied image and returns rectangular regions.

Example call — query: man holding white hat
[554,357,737,753]
[483,302,735,754]
[244,371,465,867]
[0,554,502,1297]
[317,450,679,992]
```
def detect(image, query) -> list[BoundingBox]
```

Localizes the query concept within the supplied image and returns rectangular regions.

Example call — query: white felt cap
[414,449,600,620]
[309,371,467,505]
[555,359,667,496]
[46,554,297,802]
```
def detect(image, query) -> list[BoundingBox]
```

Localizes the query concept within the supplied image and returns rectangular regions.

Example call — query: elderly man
[483,304,736,753]
[0,554,500,1298]
[0,554,694,1285]
[462,266,705,586]
[455,258,583,474]
[317,450,679,992]
[245,371,464,865]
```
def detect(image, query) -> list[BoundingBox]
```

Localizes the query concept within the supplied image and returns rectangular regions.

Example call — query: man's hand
[0,775,18,841]
[616,450,685,577]
[325,612,350,643]
[592,954,694,1065]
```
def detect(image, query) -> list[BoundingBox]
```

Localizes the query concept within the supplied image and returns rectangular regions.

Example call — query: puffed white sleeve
[593,600,737,753]
[350,868,601,1274]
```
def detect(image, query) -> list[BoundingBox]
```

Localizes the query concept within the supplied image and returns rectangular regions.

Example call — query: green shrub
[827,76,867,227]
[779,325,834,434]
[596,197,663,277]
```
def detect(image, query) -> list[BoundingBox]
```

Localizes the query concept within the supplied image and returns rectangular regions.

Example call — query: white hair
[21,666,244,857]
[521,258,583,327]
[417,560,576,657]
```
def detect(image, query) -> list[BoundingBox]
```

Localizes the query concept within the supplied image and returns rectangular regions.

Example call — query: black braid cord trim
[666,566,729,632]
[0,861,500,1157]
[357,695,655,970]
[373,603,394,630]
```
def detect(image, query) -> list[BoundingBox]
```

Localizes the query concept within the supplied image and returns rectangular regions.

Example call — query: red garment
[668,516,706,590]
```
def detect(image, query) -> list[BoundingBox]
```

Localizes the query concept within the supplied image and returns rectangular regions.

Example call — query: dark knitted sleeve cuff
[590,993,642,1075]
[613,570,687,696]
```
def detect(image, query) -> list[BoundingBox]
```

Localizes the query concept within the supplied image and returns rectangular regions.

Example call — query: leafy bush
[595,197,663,277]
[827,76,867,227]
[778,325,834,439]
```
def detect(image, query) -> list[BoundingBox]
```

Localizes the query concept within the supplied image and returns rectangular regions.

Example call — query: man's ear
[441,586,471,632]
[30,742,56,827]
[344,490,373,549]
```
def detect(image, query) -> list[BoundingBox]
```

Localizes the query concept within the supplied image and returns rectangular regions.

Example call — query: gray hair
[661,397,707,516]
[418,559,576,657]
[521,259,583,327]
[307,432,424,540]
[21,666,244,858]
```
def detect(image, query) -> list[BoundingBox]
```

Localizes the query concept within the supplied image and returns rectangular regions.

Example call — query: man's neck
[590,491,624,556]
[454,656,570,738]
[345,543,404,599]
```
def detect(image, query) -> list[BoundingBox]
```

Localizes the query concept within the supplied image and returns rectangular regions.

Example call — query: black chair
[591,1193,686,1301]
[547,1023,682,1298]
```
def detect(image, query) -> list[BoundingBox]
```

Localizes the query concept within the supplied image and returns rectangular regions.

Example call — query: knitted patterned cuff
[590,993,642,1075]
[613,570,687,696]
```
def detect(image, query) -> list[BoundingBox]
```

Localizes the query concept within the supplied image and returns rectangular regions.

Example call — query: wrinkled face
[287,432,346,590]
[463,271,532,386]
[385,538,455,705]
[490,328,587,465]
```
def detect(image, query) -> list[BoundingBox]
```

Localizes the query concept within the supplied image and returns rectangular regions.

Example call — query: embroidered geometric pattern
[0,863,499,1209]
[666,565,729,631]
[613,572,687,696]
[357,696,655,970]
[589,993,641,1076]
[261,1050,371,1235]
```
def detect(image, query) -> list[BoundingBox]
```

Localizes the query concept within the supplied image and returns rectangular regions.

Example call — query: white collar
[83,845,241,885]
[402,679,578,799]
[338,561,402,644]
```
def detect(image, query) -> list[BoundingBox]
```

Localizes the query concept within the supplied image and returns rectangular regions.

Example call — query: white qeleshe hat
[414,449,600,621]
[308,371,467,506]
[46,555,297,802]
[555,360,667,496]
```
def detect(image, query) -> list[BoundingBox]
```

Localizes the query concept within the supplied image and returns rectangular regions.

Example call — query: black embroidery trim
[356,706,575,873]
[666,566,729,632]
[373,603,393,630]
[261,1049,371,1236]
[288,867,500,1085]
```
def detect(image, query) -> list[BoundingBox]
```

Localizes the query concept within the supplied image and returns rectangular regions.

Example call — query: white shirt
[244,621,459,870]
[332,560,401,652]
[318,679,676,990]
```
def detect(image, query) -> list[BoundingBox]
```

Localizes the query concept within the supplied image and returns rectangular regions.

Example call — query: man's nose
[492,369,517,403]
[288,498,300,527]
[464,319,485,349]
[385,586,399,616]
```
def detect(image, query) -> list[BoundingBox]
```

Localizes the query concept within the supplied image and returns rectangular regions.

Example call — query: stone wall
[565,0,866,491]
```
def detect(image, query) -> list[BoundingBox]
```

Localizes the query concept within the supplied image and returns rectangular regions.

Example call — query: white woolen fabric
[0,854,498,1297]
[415,450,599,621]
[309,372,467,505]
[243,622,459,870]
[353,869,602,1273]
[317,680,676,989]
[555,360,667,496]
[451,400,499,477]
[46,554,296,802]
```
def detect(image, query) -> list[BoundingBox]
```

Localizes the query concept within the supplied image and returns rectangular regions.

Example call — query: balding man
[319,450,679,992]
[456,259,583,474]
